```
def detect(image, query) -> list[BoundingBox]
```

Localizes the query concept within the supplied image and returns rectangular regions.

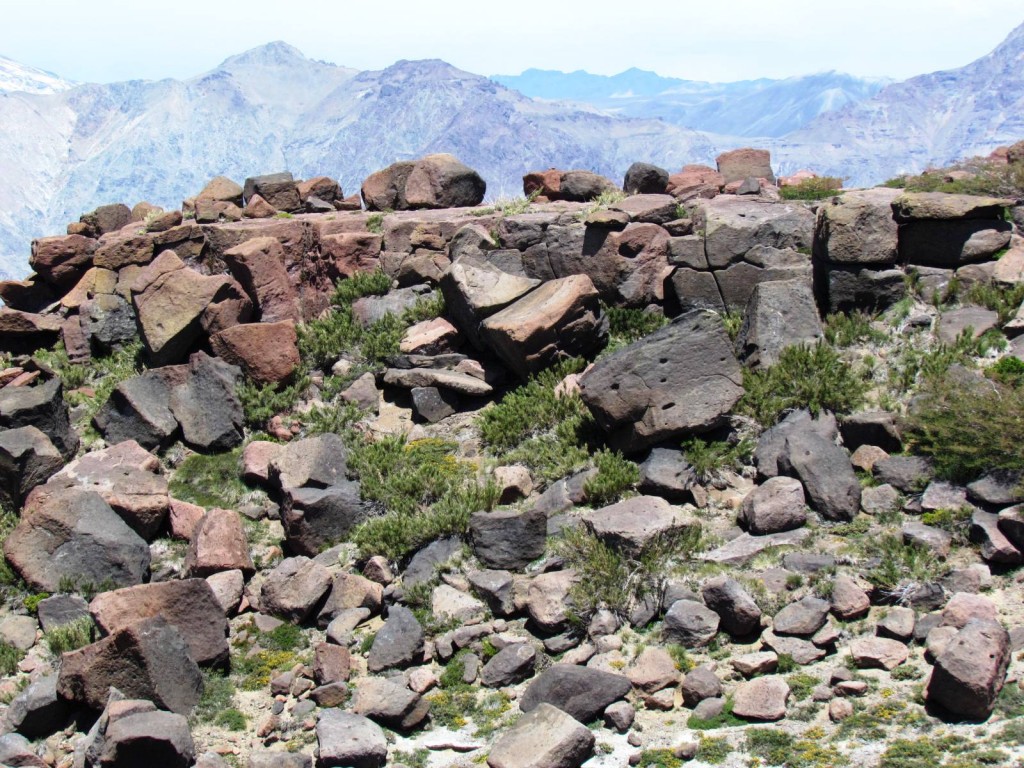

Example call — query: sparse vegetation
[680,436,753,483]
[44,617,94,654]
[0,640,23,676]
[583,449,639,506]
[168,448,249,509]
[866,534,948,603]
[779,176,844,200]
[883,157,1024,199]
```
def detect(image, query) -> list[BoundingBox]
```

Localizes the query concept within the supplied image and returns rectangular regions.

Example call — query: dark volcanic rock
[0,378,79,460]
[367,606,424,672]
[520,664,632,724]
[579,310,743,453]
[470,507,547,570]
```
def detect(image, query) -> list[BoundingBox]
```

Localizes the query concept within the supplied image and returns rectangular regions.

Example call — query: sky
[2,0,1023,84]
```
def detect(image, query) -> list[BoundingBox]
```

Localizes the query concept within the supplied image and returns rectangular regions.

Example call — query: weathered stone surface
[701,529,810,565]
[892,192,1014,221]
[468,569,515,616]
[30,234,97,289]
[878,607,916,641]
[92,370,179,451]
[663,599,720,647]
[680,666,722,707]
[773,596,830,636]
[816,263,907,313]
[874,455,934,493]
[840,410,902,453]
[779,431,860,521]
[850,637,909,670]
[813,188,900,266]
[209,321,300,385]
[440,256,541,348]
[702,576,762,637]
[367,606,424,672]
[732,676,789,721]
[481,643,537,688]
[481,274,607,380]
[282,480,372,558]
[316,710,387,768]
[520,665,632,723]
[0,426,63,510]
[489,703,594,768]
[400,317,461,356]
[731,652,779,677]
[36,594,90,633]
[557,170,618,202]
[638,447,695,502]
[318,572,384,627]
[926,619,1010,720]
[736,279,823,367]
[937,307,999,344]
[716,148,775,184]
[0,377,78,459]
[57,617,203,714]
[579,311,743,453]
[198,176,244,206]
[221,237,301,323]
[260,557,332,623]
[525,570,576,633]
[625,647,680,693]
[90,579,229,666]
[699,198,812,268]
[583,496,695,555]
[167,353,244,451]
[4,488,149,592]
[470,506,547,570]
[623,164,670,196]
[363,155,484,211]
[738,476,807,534]
[99,709,196,768]
[383,367,493,395]
[270,433,348,491]
[900,220,1012,267]
[903,522,953,558]
[830,575,870,620]
[669,268,726,313]
[941,592,998,629]
[574,222,673,306]
[185,508,254,577]
[4,675,71,739]
[970,510,1024,564]
[351,676,429,731]
[0,309,63,354]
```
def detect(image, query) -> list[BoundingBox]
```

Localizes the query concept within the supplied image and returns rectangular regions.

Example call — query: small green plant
[746,728,795,764]
[237,374,310,428]
[0,640,23,676]
[988,355,1024,387]
[688,698,746,731]
[965,281,1024,326]
[635,749,682,768]
[44,617,94,655]
[21,592,49,614]
[261,622,308,652]
[776,653,798,674]
[866,534,948,603]
[366,213,384,234]
[824,311,886,347]
[786,672,819,701]
[553,524,702,623]
[920,506,973,546]
[891,664,924,681]
[390,749,430,768]
[697,735,732,765]
[666,644,695,672]
[679,436,753,483]
[192,669,237,724]
[168,448,249,509]
[493,192,538,216]
[779,176,844,200]
[214,708,247,730]
[583,449,640,506]
[722,311,743,342]
[604,305,668,347]
[738,342,868,426]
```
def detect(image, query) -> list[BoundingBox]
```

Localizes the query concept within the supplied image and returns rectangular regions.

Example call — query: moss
[168,448,249,509]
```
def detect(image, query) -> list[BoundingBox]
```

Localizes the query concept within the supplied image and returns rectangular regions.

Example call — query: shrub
[738,342,868,426]
[746,728,795,764]
[884,158,1024,199]
[0,640,23,676]
[904,374,1024,482]
[193,669,237,724]
[988,356,1024,388]
[214,708,247,730]
[824,311,886,348]
[680,436,753,483]
[779,176,844,200]
[965,281,1024,326]
[583,449,640,506]
[697,736,731,765]
[237,374,310,428]
[168,448,249,509]
[44,617,94,655]
[553,523,702,623]
[604,305,668,347]
[866,534,948,603]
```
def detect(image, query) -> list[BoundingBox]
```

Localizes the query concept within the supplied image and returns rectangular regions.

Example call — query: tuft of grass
[824,311,886,348]
[365,213,384,234]
[192,669,237,725]
[635,750,682,768]
[554,524,702,623]
[237,374,310,429]
[44,617,94,655]
[883,157,1024,199]
[988,356,1024,388]
[0,640,23,676]
[865,534,948,603]
[680,436,753,484]
[779,176,844,200]
[168,448,248,509]
[965,282,1024,326]
[738,342,868,427]
[604,305,668,348]
[583,449,640,506]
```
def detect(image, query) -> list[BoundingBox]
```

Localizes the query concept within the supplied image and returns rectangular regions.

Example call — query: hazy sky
[3,0,1023,83]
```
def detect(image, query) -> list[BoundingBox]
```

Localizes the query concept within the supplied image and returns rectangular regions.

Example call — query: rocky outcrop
[362,155,486,211]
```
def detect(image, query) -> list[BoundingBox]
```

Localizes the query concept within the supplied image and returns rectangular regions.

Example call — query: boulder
[4,488,149,592]
[0,378,78,459]
[623,163,670,195]
[638,447,695,502]
[98,709,195,768]
[481,274,607,380]
[582,496,696,555]
[367,606,424,672]
[4,675,71,739]
[57,617,203,714]
[260,557,333,623]
[270,433,349,491]
[626,646,680,694]
[525,570,576,633]
[716,148,775,184]
[410,386,458,423]
[900,220,1013,267]
[92,370,179,451]
[667,165,725,201]
[519,665,631,723]
[849,637,909,670]
[815,263,907,313]
[431,584,486,624]
[699,198,812,269]
[350,676,429,731]
[29,234,97,289]
[221,237,301,323]
[82,293,137,353]
[926,619,1010,720]
[971,510,1023,565]
[89,579,229,666]
[318,573,384,627]
[779,430,860,521]
[481,643,537,688]
[736,279,823,368]
[209,321,300,385]
[681,666,722,707]
[198,176,244,206]
[0,426,63,510]
[579,310,743,453]
[892,192,1013,221]
[363,155,485,210]
[830,575,870,620]
[488,703,594,768]
[0,309,63,354]
[80,203,132,236]
[812,188,900,266]
[440,256,541,349]
[470,506,547,570]
[315,710,387,768]
[738,476,807,534]
[36,594,90,633]
[731,676,789,721]
[281,481,373,557]
[557,170,618,202]
[701,576,762,637]
[168,353,244,452]
[576,222,673,306]
[773,596,830,636]
[184,508,254,577]
[874,455,933,493]
[663,599,720,647]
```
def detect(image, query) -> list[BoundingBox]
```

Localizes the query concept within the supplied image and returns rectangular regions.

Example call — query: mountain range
[0,21,1022,281]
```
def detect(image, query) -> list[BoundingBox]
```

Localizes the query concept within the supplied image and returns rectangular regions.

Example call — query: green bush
[824,311,886,348]
[988,356,1024,388]
[553,523,702,623]
[680,436,753,483]
[738,342,868,426]
[192,669,237,724]
[866,534,948,602]
[0,640,23,676]
[604,305,668,347]
[905,375,1024,482]
[697,736,732,765]
[583,449,639,506]
[237,374,310,428]
[44,617,94,654]
[168,448,249,509]
[214,708,247,731]
[746,728,795,765]
[965,281,1024,326]
[779,176,844,200]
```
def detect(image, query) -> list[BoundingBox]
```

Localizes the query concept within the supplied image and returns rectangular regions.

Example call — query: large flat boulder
[813,188,900,266]
[736,279,823,368]
[579,310,743,453]
[209,320,300,385]
[698,198,813,268]
[519,665,631,724]
[488,703,594,768]
[363,154,485,211]
[439,256,540,349]
[926,619,1010,720]
[582,496,697,556]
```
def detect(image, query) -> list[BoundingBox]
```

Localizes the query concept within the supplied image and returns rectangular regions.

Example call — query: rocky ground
[0,153,1023,768]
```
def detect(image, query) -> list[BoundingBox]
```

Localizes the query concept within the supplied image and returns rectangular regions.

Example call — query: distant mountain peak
[0,55,75,95]
[218,41,311,70]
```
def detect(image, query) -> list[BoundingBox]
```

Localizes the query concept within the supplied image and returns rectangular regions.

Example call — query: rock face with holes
[579,310,743,453]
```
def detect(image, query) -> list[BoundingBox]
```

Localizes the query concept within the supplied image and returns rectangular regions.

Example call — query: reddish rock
[849,637,909,670]
[298,176,342,204]
[222,237,301,323]
[716,148,775,184]
[399,317,461,355]
[0,309,63,354]
[779,170,819,187]
[522,169,563,199]
[241,440,283,486]
[169,498,206,541]
[0,278,57,313]
[243,194,277,219]
[363,155,485,211]
[927,619,1010,720]
[732,676,789,721]
[30,234,97,289]
[94,233,155,270]
[320,232,383,279]
[667,165,725,201]
[197,176,244,206]
[89,579,230,666]
[209,321,300,385]
[313,643,351,685]
[184,508,254,578]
